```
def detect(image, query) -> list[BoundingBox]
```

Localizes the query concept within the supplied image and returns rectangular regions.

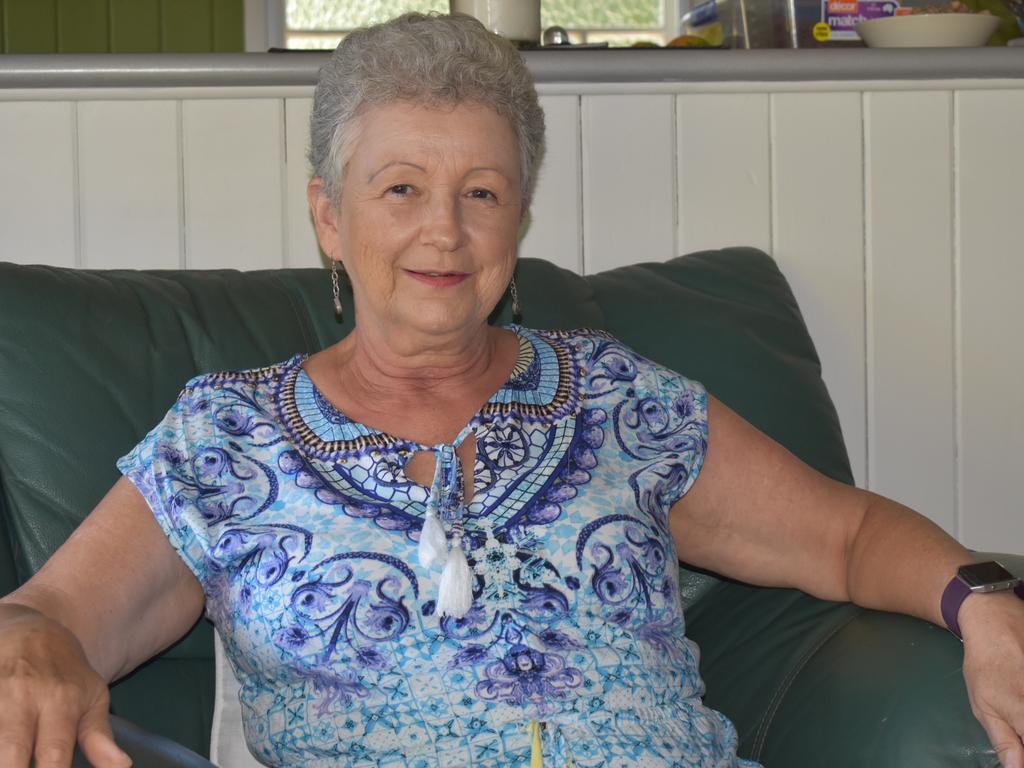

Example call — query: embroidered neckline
[276,325,583,460]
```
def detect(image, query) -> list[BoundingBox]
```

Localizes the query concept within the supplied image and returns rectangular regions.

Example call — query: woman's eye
[387,184,412,196]
[469,188,496,201]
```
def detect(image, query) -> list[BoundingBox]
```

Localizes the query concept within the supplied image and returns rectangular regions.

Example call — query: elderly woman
[1,12,1023,768]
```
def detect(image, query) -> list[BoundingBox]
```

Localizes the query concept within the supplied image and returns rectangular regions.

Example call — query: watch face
[958,561,1019,589]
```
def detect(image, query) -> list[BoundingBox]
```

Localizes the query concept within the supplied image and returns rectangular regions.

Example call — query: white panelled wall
[1,82,1022,552]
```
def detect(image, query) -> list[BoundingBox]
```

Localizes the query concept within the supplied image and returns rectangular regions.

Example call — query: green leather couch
[0,248,1016,767]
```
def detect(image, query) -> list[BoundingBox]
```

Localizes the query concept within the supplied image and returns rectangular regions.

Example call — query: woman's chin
[392,304,489,339]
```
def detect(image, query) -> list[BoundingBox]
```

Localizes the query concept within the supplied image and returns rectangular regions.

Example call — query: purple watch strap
[941,571,1024,640]
[941,575,972,640]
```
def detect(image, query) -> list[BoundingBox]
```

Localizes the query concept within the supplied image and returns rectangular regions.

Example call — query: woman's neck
[340,322,502,396]
[310,323,518,445]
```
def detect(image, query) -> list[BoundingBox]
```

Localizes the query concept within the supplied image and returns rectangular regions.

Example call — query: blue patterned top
[118,326,761,768]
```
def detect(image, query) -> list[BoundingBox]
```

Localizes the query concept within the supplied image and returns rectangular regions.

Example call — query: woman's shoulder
[522,326,673,372]
[516,325,619,361]
[163,355,307,427]
[138,356,305,453]
[179,354,304,397]
[519,325,614,344]
[521,325,704,400]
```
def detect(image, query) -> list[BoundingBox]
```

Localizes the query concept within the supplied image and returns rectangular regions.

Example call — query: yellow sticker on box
[813,21,832,40]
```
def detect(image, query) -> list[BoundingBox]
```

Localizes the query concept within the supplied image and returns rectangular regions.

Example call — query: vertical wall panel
[520,95,582,274]
[0,102,76,267]
[2,81,1019,547]
[57,0,109,52]
[4,0,57,52]
[109,0,160,52]
[580,94,675,274]
[182,99,285,270]
[284,97,323,269]
[77,101,181,270]
[956,90,1024,552]
[771,92,866,487]
[865,91,955,533]
[676,93,771,255]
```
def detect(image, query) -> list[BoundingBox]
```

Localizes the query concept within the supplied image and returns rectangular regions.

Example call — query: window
[281,0,685,49]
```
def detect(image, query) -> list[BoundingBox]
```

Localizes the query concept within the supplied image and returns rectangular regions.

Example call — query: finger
[978,711,1024,768]
[33,702,80,768]
[1011,705,1024,750]
[78,699,131,768]
[0,706,37,768]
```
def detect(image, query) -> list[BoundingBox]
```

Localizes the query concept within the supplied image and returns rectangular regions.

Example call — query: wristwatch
[940,560,1024,641]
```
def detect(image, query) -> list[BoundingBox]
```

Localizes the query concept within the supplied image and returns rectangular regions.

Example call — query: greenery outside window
[283,0,685,49]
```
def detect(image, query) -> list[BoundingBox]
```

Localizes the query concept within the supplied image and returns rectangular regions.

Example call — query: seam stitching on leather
[751,607,863,760]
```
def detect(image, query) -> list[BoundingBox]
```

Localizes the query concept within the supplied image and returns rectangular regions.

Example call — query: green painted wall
[0,0,243,53]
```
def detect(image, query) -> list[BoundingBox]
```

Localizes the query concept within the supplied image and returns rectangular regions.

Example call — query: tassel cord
[421,429,477,618]
[418,502,449,568]
[436,529,473,618]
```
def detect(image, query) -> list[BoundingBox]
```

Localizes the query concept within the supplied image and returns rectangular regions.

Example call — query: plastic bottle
[680,0,732,45]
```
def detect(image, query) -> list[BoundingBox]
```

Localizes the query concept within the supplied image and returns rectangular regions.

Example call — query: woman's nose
[420,195,464,252]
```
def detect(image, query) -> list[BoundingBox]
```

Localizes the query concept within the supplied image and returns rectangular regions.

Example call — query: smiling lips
[405,269,470,288]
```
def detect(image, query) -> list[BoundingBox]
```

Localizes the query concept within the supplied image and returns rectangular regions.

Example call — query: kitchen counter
[0,47,1022,90]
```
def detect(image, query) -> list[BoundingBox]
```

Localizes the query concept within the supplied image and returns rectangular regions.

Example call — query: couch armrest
[72,715,215,768]
[73,552,1024,768]
[684,553,1023,768]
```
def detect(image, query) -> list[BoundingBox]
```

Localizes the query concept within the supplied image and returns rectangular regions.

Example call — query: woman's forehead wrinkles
[363,147,516,184]
[367,160,426,183]
[348,103,521,191]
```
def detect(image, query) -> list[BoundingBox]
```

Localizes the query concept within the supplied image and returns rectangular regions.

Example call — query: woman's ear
[308,177,341,256]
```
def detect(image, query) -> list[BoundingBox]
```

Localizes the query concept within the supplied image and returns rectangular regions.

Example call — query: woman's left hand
[671,395,1024,764]
[961,592,1024,768]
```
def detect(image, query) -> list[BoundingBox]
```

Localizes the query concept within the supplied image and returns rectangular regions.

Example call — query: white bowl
[856,13,1000,47]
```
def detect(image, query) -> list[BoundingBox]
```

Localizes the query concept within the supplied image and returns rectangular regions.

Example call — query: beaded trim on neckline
[275,325,584,461]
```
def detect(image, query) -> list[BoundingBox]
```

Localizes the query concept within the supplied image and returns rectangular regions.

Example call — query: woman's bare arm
[0,476,205,767]
[672,395,1024,767]
[670,395,972,616]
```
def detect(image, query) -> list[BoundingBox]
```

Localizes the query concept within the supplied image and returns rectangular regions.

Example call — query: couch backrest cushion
[0,248,851,753]
[589,248,853,486]
[0,267,349,752]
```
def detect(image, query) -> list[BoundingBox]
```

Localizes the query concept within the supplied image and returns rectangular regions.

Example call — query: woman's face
[311,101,523,343]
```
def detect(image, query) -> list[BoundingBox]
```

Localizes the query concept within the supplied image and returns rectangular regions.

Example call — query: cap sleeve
[116,378,224,588]
[658,371,709,508]
[628,362,710,521]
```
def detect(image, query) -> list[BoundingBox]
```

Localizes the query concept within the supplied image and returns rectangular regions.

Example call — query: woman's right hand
[0,604,132,768]
[0,477,205,767]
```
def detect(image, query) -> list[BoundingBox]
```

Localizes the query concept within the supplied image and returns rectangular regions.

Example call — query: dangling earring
[509,277,522,321]
[331,258,343,320]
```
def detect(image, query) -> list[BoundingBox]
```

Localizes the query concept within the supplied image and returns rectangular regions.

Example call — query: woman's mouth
[405,269,470,288]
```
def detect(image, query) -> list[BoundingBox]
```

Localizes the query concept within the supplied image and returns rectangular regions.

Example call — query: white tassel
[436,535,473,619]
[418,507,449,568]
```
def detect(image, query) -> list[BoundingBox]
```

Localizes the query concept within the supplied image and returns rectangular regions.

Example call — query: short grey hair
[308,12,545,207]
